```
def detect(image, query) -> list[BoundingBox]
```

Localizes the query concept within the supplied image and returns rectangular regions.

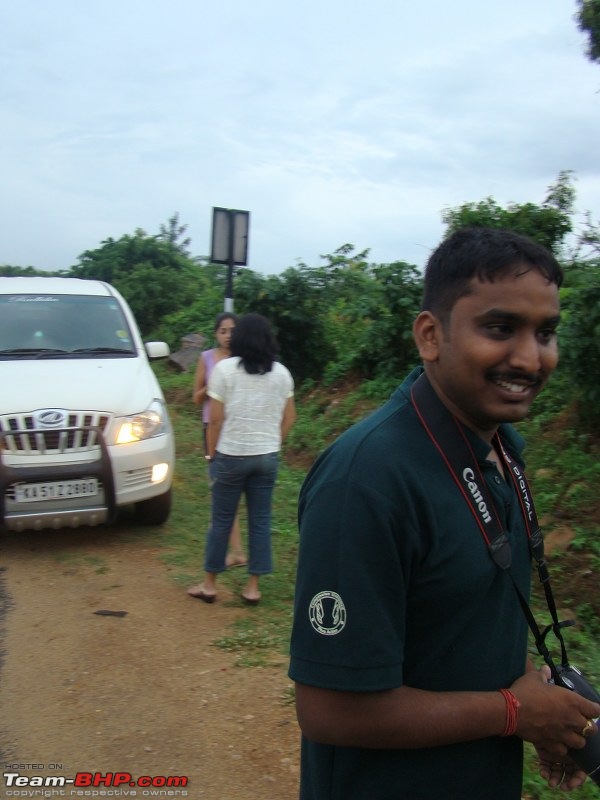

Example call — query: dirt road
[0,524,300,800]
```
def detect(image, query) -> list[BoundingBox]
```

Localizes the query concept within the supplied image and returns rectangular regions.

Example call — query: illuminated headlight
[113,400,169,445]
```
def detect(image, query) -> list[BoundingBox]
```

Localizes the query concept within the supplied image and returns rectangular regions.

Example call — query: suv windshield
[0,294,136,359]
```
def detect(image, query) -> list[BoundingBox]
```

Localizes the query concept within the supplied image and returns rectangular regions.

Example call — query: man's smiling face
[420,266,560,442]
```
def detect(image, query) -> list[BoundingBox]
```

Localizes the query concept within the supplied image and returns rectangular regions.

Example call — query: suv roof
[0,277,112,297]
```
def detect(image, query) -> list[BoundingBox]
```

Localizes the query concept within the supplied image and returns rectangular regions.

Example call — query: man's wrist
[498,688,520,737]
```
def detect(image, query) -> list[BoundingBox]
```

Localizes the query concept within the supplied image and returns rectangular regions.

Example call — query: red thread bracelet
[498,688,520,737]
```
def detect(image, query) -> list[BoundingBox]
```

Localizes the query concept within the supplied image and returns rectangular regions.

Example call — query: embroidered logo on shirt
[309,591,346,636]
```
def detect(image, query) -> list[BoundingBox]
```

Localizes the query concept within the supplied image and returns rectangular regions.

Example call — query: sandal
[187,584,217,603]
[241,592,261,606]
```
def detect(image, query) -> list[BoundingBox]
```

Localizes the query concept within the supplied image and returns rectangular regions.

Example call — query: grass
[155,362,600,799]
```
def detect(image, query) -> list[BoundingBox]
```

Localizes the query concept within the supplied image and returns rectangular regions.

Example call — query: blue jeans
[204,452,279,575]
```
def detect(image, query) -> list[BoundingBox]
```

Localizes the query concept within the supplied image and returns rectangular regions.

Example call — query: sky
[2,0,599,276]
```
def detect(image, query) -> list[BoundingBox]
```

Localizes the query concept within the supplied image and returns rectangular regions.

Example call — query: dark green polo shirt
[289,367,532,800]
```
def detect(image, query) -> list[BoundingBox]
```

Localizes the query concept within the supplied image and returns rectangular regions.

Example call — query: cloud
[1,0,599,273]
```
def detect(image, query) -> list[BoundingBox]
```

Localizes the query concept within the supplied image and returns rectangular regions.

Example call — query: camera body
[555,664,600,783]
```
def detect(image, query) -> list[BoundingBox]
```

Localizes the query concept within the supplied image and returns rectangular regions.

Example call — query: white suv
[0,277,175,532]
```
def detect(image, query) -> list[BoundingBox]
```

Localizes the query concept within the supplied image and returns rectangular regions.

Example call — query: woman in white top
[188,313,296,605]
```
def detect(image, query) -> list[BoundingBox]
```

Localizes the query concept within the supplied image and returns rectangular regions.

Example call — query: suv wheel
[134,489,172,525]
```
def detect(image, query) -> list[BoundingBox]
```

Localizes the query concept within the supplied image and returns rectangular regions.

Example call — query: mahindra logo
[35,410,67,428]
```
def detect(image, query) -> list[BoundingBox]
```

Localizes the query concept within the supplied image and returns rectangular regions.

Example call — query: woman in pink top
[192,312,246,568]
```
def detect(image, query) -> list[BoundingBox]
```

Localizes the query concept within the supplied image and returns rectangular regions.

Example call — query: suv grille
[0,412,110,455]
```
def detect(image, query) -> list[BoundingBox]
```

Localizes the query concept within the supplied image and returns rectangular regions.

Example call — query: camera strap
[410,372,573,677]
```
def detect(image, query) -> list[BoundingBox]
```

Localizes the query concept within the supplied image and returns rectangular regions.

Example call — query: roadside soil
[0,523,300,800]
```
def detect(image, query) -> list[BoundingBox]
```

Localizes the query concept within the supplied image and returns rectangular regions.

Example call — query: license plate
[14,478,99,503]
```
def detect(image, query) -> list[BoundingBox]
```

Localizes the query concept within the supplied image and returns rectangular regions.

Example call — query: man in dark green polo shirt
[289,227,600,799]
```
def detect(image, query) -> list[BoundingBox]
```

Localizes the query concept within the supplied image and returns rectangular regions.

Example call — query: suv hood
[2,358,164,415]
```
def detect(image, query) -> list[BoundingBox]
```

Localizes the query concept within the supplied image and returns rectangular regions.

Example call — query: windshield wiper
[70,347,135,356]
[0,348,69,358]
[0,347,135,359]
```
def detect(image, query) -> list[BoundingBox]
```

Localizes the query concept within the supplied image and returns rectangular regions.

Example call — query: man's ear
[413,311,442,362]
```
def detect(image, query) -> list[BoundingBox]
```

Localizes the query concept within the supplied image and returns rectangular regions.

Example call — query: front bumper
[0,427,174,532]
[0,425,116,531]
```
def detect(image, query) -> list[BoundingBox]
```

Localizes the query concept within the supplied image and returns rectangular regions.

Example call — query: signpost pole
[224,210,235,312]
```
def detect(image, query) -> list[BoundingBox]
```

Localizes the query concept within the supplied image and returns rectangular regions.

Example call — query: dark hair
[230,313,279,374]
[421,227,564,324]
[213,312,238,331]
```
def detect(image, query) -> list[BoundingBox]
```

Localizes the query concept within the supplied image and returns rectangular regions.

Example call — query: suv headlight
[113,400,170,444]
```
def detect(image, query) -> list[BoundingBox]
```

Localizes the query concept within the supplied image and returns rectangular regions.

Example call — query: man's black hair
[230,313,279,374]
[421,227,564,324]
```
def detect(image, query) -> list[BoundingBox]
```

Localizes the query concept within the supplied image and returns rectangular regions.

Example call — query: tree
[70,222,198,336]
[356,260,422,382]
[577,211,600,257]
[559,260,600,429]
[228,245,424,387]
[576,0,600,64]
[234,266,335,383]
[441,172,575,254]
[158,212,192,256]
[0,265,56,277]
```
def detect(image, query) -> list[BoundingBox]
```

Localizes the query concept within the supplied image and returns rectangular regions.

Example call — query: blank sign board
[210,207,250,266]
